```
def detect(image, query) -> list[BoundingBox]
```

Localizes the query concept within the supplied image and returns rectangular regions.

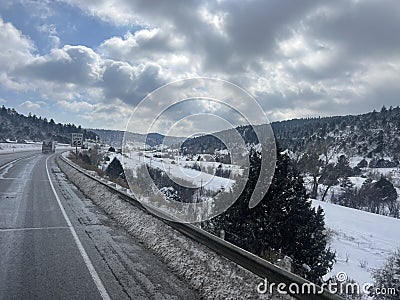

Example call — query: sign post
[71,133,83,158]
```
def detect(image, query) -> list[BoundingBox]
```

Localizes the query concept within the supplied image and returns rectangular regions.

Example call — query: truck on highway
[42,140,56,154]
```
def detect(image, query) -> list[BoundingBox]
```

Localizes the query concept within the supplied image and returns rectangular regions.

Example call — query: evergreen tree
[373,176,398,215]
[357,176,398,216]
[337,177,356,208]
[319,163,340,201]
[207,150,335,284]
[297,151,322,199]
[357,158,368,168]
[372,248,400,300]
[106,157,125,180]
[336,155,353,178]
[358,177,374,211]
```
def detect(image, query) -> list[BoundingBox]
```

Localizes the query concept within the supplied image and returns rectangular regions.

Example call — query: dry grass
[66,151,129,189]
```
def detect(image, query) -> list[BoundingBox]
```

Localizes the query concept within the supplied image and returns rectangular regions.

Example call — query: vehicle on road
[42,140,56,153]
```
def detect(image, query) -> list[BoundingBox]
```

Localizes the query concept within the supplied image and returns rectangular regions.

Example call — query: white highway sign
[71,133,83,147]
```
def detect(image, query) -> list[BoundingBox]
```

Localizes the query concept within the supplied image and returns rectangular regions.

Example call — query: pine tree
[358,177,374,211]
[297,151,322,199]
[372,248,400,300]
[336,155,353,178]
[106,157,125,180]
[337,177,356,207]
[207,150,335,284]
[319,163,340,201]
[357,158,368,168]
[373,176,398,215]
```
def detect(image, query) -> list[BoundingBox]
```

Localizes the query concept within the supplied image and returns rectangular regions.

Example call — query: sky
[0,0,399,133]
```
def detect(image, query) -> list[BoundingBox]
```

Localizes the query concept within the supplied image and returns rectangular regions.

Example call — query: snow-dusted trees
[358,176,398,216]
[335,177,357,208]
[319,155,354,202]
[372,248,400,300]
[106,157,125,180]
[206,150,335,284]
[297,151,322,199]
[0,105,98,143]
[335,175,399,217]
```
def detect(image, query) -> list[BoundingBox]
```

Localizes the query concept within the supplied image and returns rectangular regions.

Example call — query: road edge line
[45,155,111,300]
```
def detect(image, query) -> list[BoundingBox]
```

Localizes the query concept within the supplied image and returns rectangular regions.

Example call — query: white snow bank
[312,200,400,284]
[0,142,41,153]
[0,142,73,154]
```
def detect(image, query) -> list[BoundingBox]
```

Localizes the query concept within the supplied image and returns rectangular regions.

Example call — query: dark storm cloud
[101,60,166,106]
[308,0,400,59]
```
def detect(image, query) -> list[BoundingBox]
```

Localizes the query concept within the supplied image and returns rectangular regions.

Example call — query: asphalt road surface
[0,151,198,300]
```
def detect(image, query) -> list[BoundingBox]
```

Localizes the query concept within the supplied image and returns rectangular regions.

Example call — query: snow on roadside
[312,200,400,284]
[0,142,41,153]
[58,156,292,300]
[0,142,74,154]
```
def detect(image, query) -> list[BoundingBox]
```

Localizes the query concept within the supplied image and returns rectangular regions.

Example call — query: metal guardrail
[58,154,344,300]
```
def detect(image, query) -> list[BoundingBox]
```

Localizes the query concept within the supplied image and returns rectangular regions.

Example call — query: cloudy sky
[0,0,399,132]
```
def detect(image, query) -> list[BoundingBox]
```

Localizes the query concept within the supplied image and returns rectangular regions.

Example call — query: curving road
[0,151,198,299]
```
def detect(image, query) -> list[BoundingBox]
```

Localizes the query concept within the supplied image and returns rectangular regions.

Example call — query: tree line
[0,105,97,143]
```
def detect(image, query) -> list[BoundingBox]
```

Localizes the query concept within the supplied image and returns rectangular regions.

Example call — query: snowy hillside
[312,200,400,284]
[111,150,241,194]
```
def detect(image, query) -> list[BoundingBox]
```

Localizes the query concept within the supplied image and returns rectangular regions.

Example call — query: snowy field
[312,200,400,284]
[112,150,242,193]
[0,142,42,153]
[0,142,74,154]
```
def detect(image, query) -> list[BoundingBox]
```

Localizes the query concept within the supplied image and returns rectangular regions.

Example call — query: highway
[0,151,198,299]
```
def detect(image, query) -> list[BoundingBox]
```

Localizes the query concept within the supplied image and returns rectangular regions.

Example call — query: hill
[181,106,400,161]
[0,106,97,144]
[92,129,185,148]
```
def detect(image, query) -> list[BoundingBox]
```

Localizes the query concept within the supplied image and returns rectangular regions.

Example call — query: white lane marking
[0,157,23,178]
[45,156,111,300]
[0,158,20,170]
[0,154,40,178]
[0,226,69,232]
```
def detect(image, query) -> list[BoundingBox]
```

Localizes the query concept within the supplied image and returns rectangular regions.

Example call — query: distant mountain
[92,129,185,148]
[0,106,98,144]
[181,106,400,160]
[91,129,124,147]
[273,106,400,159]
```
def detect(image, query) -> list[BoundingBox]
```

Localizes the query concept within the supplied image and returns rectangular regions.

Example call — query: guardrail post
[276,256,292,273]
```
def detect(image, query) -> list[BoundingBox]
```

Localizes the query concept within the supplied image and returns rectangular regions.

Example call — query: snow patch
[312,200,400,284]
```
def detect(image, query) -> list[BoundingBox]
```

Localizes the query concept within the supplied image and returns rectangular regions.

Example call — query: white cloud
[0,18,35,83]
[57,100,95,112]
[20,100,41,110]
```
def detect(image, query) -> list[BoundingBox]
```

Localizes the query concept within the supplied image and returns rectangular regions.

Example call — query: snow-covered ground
[117,150,242,192]
[0,142,74,154]
[312,200,400,284]
[0,142,42,153]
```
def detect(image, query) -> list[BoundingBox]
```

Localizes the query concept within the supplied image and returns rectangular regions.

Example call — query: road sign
[71,133,83,147]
